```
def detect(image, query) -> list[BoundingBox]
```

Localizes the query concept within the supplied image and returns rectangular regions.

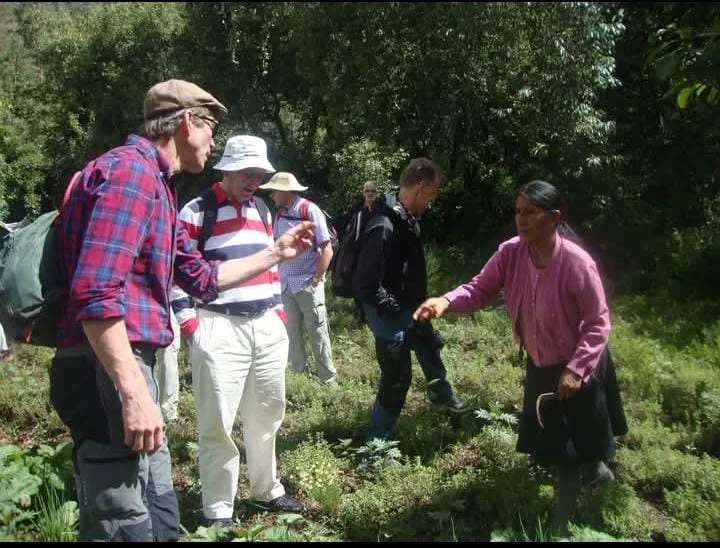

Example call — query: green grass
[2,281,720,540]
[31,485,78,542]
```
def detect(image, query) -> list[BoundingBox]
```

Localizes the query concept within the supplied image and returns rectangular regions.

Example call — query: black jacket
[352,192,428,313]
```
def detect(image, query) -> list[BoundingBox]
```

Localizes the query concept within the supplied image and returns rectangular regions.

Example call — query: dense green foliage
[2,269,720,541]
[1,2,719,541]
[0,2,718,298]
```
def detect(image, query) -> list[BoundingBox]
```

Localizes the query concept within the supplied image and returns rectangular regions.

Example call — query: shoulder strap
[254,196,271,234]
[197,188,218,254]
[200,191,272,252]
[275,198,309,224]
[319,206,335,227]
[300,198,335,228]
[299,198,309,221]
[353,210,363,242]
[61,171,82,209]
[54,171,84,228]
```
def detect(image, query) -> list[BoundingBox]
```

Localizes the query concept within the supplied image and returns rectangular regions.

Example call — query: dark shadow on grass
[338,445,553,541]
[614,292,720,350]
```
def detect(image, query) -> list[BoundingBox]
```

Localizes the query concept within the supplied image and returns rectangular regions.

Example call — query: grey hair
[363,180,377,191]
[141,106,214,141]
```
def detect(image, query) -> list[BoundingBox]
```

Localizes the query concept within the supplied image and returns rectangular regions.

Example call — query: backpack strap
[274,198,309,226]
[62,172,82,209]
[254,196,271,234]
[353,210,363,242]
[299,198,309,221]
[199,190,272,253]
[54,171,83,229]
[197,188,218,254]
[299,198,335,227]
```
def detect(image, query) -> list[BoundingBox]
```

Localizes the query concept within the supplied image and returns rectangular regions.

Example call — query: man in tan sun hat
[260,172,338,387]
[49,81,314,542]
[170,136,304,528]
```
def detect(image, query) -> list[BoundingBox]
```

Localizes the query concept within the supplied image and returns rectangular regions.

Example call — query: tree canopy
[1,1,718,298]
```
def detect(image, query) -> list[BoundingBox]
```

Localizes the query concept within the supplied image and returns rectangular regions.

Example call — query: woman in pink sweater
[413,180,627,535]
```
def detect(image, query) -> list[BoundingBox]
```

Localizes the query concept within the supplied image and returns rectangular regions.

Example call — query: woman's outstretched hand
[413,297,451,322]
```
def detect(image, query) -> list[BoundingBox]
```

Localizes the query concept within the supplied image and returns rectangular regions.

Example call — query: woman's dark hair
[518,180,581,243]
[518,180,614,296]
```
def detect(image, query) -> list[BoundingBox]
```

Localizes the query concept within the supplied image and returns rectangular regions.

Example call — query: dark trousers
[50,343,180,542]
[373,326,453,415]
[363,306,455,440]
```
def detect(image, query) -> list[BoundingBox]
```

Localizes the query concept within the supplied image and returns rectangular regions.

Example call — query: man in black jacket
[352,158,467,440]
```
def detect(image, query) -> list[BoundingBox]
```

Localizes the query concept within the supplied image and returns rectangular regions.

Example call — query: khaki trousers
[282,283,337,383]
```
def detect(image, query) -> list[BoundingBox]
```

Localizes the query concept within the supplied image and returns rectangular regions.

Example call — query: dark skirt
[516,347,628,466]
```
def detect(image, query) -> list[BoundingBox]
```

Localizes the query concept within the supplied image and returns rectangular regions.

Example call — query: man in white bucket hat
[260,172,338,387]
[171,135,303,527]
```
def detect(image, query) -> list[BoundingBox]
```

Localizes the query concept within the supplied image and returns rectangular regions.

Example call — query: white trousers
[155,311,181,422]
[190,307,288,520]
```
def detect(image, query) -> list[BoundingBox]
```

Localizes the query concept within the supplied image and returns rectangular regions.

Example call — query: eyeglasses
[364,189,377,195]
[194,114,219,138]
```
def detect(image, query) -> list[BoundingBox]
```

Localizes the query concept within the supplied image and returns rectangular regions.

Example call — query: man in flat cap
[260,172,338,387]
[49,80,314,542]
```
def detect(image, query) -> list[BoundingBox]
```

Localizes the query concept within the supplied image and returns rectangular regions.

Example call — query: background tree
[1,1,718,299]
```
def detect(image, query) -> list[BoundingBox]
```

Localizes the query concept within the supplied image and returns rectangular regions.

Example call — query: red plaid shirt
[56,134,220,348]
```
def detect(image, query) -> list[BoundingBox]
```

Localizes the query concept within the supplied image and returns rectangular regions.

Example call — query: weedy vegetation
[1,250,720,541]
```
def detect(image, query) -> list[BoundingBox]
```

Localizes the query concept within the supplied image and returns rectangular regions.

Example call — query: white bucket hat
[258,172,308,192]
[213,135,275,173]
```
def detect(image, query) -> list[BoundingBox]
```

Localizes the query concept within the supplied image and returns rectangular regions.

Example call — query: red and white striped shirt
[170,182,284,337]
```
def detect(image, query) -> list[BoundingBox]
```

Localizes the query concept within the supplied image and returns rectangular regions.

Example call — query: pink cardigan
[443,235,610,382]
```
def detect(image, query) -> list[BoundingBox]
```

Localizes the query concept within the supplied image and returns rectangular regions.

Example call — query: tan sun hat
[259,172,308,192]
[144,79,228,121]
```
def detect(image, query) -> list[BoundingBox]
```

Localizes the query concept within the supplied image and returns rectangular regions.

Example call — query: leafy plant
[697,387,720,456]
[663,486,720,541]
[183,514,338,542]
[577,481,655,540]
[336,461,441,540]
[0,442,75,540]
[281,433,345,513]
[335,438,405,479]
[474,401,519,429]
[183,521,237,542]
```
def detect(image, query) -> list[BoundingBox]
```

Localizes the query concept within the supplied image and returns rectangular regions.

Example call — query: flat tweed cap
[144,79,228,121]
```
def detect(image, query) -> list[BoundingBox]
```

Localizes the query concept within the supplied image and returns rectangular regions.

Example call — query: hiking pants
[282,282,337,383]
[50,343,179,542]
[155,311,181,422]
[361,303,455,439]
